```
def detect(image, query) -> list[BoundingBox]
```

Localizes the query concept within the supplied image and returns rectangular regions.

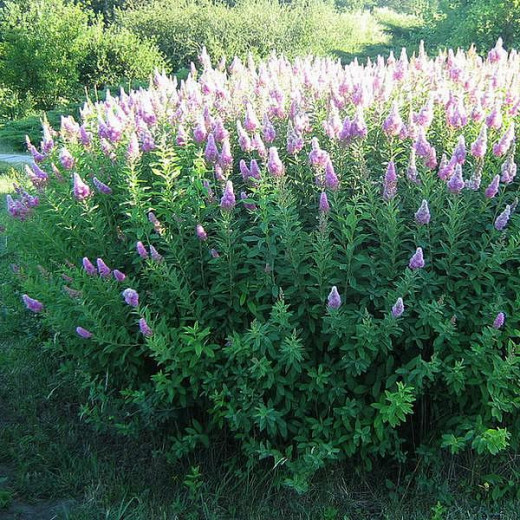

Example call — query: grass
[2,170,520,518]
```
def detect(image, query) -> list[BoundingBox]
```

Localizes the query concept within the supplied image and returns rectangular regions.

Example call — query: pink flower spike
[327,286,341,309]
[415,200,431,225]
[383,161,398,200]
[267,147,284,177]
[409,247,425,270]
[82,257,97,276]
[239,159,251,181]
[249,159,261,180]
[150,245,163,263]
[196,224,208,241]
[92,177,112,195]
[96,258,111,278]
[113,270,126,282]
[59,148,75,170]
[220,180,236,211]
[383,102,403,136]
[447,165,464,193]
[76,326,92,339]
[139,317,153,337]
[122,288,139,307]
[453,135,466,164]
[501,156,517,184]
[127,132,141,162]
[22,294,43,313]
[494,205,512,231]
[493,312,505,329]
[319,192,330,213]
[309,137,329,168]
[244,103,260,132]
[392,297,404,318]
[73,173,91,201]
[484,175,500,199]
[219,138,233,170]
[204,133,219,164]
[471,125,487,158]
[324,159,340,191]
[136,241,149,259]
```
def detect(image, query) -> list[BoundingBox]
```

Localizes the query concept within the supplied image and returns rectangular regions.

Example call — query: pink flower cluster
[10,40,520,344]
[9,39,516,243]
[82,256,126,281]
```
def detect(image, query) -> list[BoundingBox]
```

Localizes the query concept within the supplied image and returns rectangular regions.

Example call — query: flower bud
[392,297,404,318]
[409,247,425,270]
[327,286,341,309]
[22,294,43,313]
[122,288,139,307]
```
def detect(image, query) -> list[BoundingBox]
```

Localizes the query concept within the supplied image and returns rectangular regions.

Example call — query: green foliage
[420,0,520,52]
[430,501,447,520]
[0,109,64,151]
[0,0,167,111]
[79,25,167,89]
[0,0,92,109]
[337,0,431,15]
[6,43,520,490]
[117,0,387,69]
[80,0,128,20]
[0,86,35,121]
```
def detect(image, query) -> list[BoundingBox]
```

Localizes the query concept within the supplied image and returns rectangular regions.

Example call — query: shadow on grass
[333,12,426,64]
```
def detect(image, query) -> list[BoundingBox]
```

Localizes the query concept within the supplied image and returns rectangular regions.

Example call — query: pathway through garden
[0,154,31,166]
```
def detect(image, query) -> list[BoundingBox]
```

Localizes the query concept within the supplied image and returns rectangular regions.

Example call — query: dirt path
[0,154,31,166]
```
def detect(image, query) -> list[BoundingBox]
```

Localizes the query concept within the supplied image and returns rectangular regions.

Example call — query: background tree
[0,0,91,109]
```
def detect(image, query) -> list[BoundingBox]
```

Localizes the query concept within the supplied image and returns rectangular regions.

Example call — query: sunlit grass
[0,164,18,195]
[373,7,424,31]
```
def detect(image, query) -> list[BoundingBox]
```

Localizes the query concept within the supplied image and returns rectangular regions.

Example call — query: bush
[0,87,35,121]
[0,0,167,110]
[420,0,520,53]
[117,0,386,69]
[0,0,92,109]
[79,25,167,89]
[5,42,520,489]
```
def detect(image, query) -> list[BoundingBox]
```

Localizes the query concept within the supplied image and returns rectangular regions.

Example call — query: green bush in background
[117,0,387,70]
[0,0,91,109]
[79,25,166,90]
[423,0,520,52]
[0,0,166,112]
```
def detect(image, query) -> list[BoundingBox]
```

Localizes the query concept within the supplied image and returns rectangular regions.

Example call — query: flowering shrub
[6,40,520,489]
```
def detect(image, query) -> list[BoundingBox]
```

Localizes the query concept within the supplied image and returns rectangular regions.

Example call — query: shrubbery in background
[423,0,520,53]
[79,25,166,90]
[0,0,91,109]
[117,0,386,70]
[0,0,165,111]
[5,41,520,490]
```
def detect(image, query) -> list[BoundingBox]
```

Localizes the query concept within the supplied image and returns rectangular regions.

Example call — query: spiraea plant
[6,39,520,489]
